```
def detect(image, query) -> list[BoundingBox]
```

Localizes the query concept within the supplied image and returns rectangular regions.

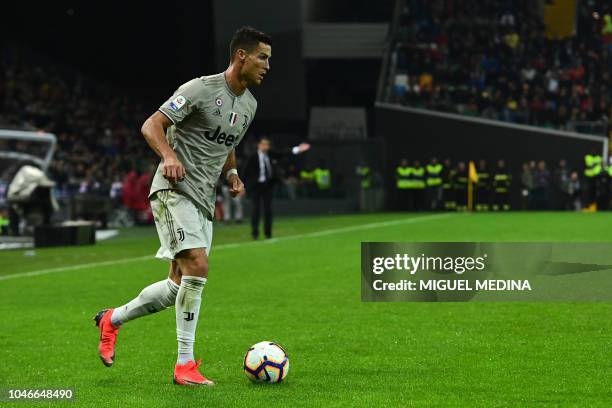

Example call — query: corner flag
[468,161,478,183]
[468,161,478,211]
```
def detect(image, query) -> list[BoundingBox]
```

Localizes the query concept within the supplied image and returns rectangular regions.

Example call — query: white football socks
[175,276,206,364]
[110,278,179,326]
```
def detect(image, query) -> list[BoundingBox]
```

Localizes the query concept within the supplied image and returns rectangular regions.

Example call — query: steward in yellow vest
[492,159,511,211]
[426,157,443,210]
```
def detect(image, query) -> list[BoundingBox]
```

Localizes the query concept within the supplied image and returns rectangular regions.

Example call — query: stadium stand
[0,45,330,232]
[382,0,612,134]
[0,45,154,201]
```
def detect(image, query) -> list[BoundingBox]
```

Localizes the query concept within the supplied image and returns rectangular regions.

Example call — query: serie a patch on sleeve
[169,95,187,111]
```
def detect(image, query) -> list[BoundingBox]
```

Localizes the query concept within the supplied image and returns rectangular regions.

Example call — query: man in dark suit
[244,136,310,239]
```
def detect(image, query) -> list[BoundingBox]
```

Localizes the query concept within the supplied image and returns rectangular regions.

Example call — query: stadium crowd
[0,46,332,229]
[0,47,154,198]
[387,0,612,132]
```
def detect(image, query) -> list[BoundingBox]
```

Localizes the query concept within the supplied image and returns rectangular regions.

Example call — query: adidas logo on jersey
[204,126,237,147]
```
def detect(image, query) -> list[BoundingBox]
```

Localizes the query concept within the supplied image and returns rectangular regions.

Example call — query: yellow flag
[468,161,479,183]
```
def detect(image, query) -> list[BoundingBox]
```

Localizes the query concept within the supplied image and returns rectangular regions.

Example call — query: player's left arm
[222,149,244,197]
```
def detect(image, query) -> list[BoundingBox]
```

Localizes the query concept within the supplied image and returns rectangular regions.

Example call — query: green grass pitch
[0,212,610,407]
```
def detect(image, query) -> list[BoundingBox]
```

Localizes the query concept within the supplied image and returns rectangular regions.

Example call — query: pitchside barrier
[34,221,96,248]
[375,103,609,210]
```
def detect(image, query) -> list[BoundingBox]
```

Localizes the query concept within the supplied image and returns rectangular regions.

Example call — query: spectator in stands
[520,162,534,210]
[134,166,153,224]
[532,160,551,210]
[121,170,139,221]
[568,171,582,211]
[553,159,570,210]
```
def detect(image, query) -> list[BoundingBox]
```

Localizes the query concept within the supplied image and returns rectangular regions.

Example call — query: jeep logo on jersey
[203,126,237,147]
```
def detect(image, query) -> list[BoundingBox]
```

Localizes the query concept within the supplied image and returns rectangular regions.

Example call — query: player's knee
[177,250,208,278]
[190,257,208,278]
[184,256,208,278]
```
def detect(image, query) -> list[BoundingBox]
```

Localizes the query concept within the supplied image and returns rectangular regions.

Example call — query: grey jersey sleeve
[158,78,206,125]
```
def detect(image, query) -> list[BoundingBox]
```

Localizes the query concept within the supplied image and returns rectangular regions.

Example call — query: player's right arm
[141,111,186,184]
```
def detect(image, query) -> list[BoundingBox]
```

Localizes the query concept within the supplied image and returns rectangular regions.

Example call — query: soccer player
[93,26,271,386]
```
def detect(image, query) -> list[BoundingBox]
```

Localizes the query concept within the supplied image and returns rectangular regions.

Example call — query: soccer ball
[243,341,289,383]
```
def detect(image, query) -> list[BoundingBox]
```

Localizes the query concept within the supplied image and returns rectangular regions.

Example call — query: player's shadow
[96,377,124,386]
[541,261,612,276]
[246,381,290,388]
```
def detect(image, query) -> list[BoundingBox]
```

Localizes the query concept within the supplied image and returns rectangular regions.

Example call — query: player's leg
[174,248,207,364]
[110,265,181,325]
[172,247,214,385]
[158,192,214,385]
[94,190,181,367]
[94,263,181,367]
[168,261,182,284]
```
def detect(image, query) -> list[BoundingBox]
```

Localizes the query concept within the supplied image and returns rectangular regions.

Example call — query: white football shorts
[150,189,212,261]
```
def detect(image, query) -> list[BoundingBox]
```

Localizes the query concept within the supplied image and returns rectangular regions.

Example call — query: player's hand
[297,143,311,153]
[228,174,245,197]
[162,153,186,184]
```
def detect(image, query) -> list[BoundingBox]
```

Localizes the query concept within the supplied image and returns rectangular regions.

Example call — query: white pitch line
[0,213,453,282]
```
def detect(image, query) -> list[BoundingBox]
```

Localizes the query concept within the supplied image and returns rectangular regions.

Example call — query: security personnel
[396,159,412,210]
[0,210,9,235]
[299,167,315,197]
[492,159,511,211]
[413,160,426,211]
[597,160,611,211]
[584,150,602,209]
[606,161,612,210]
[313,163,331,193]
[356,165,371,190]
[426,157,443,210]
[454,161,468,211]
[603,13,612,35]
[442,158,456,211]
[476,159,491,211]
[356,164,372,211]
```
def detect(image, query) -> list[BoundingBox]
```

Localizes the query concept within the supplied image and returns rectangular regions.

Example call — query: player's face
[243,42,271,86]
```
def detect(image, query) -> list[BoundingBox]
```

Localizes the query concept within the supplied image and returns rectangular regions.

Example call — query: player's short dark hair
[229,26,272,61]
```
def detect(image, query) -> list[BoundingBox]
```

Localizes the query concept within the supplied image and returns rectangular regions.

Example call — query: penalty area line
[0,213,453,282]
